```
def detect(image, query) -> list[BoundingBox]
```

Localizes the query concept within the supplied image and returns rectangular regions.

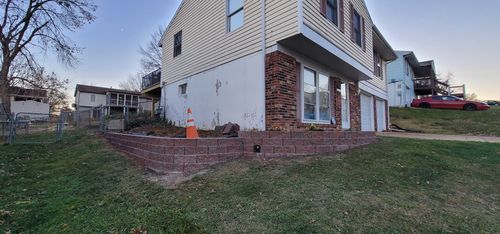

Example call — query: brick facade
[105,131,376,176]
[265,51,347,131]
[349,82,361,131]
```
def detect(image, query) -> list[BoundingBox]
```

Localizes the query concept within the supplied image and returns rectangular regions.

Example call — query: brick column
[265,51,298,131]
[349,82,361,131]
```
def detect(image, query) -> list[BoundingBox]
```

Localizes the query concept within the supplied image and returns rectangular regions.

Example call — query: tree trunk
[0,62,12,115]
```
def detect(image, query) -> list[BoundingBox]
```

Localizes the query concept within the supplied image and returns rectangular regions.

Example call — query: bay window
[303,67,331,122]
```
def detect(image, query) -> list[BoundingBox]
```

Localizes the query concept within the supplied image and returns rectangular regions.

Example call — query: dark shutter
[350,3,354,42]
[339,0,345,32]
[321,0,327,17]
[362,17,366,51]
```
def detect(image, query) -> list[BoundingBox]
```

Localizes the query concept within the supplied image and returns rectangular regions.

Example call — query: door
[360,93,374,131]
[376,99,386,132]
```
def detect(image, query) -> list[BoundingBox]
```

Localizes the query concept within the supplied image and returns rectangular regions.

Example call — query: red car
[411,96,490,111]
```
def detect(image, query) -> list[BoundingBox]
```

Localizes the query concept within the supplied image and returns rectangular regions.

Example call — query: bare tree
[119,73,142,92]
[0,0,97,114]
[138,26,164,73]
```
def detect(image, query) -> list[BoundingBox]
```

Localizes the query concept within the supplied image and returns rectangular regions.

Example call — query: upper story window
[374,51,383,78]
[326,0,339,26]
[227,0,244,32]
[90,94,96,103]
[303,67,331,122]
[173,31,182,57]
[352,9,362,47]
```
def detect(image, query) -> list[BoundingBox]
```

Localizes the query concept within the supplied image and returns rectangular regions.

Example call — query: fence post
[8,113,15,145]
[99,105,105,132]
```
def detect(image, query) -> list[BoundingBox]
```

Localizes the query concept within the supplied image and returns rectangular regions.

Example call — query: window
[374,51,382,78]
[90,94,96,103]
[227,0,244,32]
[326,0,339,26]
[132,96,139,106]
[352,9,362,47]
[179,83,187,96]
[173,31,182,57]
[303,68,331,122]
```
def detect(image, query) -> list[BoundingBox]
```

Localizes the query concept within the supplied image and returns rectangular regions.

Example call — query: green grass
[1,132,499,233]
[390,106,500,136]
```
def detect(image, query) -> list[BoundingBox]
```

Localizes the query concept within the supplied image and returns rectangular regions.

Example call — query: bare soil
[128,124,225,138]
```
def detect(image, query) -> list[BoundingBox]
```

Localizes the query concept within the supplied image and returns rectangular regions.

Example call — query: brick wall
[265,51,298,131]
[265,51,343,131]
[349,82,361,131]
[105,133,243,175]
[105,131,376,175]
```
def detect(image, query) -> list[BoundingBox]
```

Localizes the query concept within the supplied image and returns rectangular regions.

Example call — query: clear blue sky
[46,0,499,100]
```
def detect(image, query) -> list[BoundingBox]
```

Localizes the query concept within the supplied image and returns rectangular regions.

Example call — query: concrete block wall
[105,131,376,176]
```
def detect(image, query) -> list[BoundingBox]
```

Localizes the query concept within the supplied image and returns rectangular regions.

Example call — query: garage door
[376,99,386,132]
[360,94,374,132]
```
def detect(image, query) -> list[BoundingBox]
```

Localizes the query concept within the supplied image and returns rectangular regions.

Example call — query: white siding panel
[302,0,374,73]
[265,0,299,47]
[162,0,264,85]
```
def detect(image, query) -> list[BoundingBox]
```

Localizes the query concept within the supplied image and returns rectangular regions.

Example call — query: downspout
[260,0,266,130]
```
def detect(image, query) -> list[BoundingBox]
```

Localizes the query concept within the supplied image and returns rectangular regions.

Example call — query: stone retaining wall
[104,131,376,175]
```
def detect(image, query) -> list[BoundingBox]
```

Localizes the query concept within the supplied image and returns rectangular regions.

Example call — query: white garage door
[360,93,374,132]
[376,99,386,132]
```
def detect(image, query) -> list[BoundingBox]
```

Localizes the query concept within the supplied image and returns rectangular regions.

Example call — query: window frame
[179,83,188,96]
[373,51,383,78]
[301,66,332,124]
[326,0,339,26]
[173,31,182,57]
[227,0,244,32]
[352,9,362,47]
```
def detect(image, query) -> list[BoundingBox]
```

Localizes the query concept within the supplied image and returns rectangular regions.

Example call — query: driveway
[377,132,500,144]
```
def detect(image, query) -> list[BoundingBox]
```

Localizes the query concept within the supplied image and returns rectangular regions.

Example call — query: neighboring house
[74,84,153,116]
[159,0,396,132]
[387,51,447,107]
[0,87,50,119]
[141,69,162,114]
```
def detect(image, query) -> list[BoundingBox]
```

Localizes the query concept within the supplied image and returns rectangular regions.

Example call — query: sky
[45,0,499,100]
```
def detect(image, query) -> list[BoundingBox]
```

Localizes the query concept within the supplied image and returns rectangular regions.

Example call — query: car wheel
[464,103,477,111]
[419,102,431,109]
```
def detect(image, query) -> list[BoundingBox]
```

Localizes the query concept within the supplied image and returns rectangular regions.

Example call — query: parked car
[411,96,490,111]
[486,100,499,106]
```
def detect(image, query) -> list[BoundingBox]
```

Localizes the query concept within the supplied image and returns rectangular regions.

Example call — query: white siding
[162,0,265,85]
[163,52,265,130]
[265,0,299,47]
[302,0,374,72]
[76,92,107,108]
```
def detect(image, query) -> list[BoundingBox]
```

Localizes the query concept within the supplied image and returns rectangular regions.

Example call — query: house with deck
[159,0,396,132]
[74,84,153,117]
[387,51,448,107]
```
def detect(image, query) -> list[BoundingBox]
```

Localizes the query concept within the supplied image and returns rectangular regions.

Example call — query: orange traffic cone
[186,108,199,139]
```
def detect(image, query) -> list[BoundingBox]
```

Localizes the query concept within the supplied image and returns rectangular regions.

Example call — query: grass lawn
[1,132,499,233]
[390,106,500,136]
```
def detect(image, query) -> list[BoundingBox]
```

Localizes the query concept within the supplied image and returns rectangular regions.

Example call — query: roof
[372,26,397,61]
[8,87,47,98]
[74,84,143,97]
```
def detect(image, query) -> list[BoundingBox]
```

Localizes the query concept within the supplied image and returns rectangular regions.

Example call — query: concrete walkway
[377,132,500,144]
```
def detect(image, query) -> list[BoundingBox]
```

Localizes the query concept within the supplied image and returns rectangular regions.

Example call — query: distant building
[0,87,50,119]
[74,84,153,116]
[387,51,448,107]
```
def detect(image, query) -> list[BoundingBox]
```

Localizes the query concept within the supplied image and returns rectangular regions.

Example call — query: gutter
[261,0,266,129]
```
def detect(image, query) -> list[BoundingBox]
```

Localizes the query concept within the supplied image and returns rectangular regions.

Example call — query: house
[387,51,448,107]
[159,0,396,132]
[0,87,50,119]
[74,84,153,117]
[141,69,162,114]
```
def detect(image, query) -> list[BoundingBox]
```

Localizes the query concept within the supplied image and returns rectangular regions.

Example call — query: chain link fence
[2,112,69,145]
